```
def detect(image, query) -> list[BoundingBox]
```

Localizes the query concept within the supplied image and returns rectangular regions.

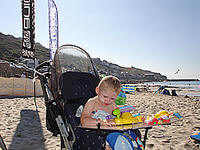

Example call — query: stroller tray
[78,122,168,132]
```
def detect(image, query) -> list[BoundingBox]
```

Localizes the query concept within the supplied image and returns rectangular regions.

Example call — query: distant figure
[161,89,170,95]
[171,89,177,96]
[155,86,164,94]
[21,73,26,78]
[174,69,180,74]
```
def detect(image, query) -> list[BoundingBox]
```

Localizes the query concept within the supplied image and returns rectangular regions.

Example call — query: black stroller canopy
[54,44,98,75]
[51,44,99,97]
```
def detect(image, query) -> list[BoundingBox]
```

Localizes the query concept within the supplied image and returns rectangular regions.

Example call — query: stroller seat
[35,44,152,150]
[60,71,104,149]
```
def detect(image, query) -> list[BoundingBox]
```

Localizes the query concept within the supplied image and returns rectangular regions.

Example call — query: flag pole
[48,0,59,61]
[21,0,37,110]
[33,58,38,111]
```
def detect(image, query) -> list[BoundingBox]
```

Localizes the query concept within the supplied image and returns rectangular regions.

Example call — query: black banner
[21,0,35,59]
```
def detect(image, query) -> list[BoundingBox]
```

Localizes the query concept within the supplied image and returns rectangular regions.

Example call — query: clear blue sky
[0,0,200,79]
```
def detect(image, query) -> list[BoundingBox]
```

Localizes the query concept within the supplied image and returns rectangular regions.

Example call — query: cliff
[93,58,167,83]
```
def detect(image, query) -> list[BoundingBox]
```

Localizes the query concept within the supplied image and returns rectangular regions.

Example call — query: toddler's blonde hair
[98,75,121,94]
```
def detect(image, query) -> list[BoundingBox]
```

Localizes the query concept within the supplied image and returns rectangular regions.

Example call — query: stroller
[35,44,105,149]
[35,44,151,149]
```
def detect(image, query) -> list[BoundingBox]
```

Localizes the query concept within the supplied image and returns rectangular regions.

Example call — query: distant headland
[167,79,199,82]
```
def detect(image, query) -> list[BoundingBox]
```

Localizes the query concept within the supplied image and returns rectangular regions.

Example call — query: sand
[126,93,200,150]
[0,92,200,150]
[0,97,61,150]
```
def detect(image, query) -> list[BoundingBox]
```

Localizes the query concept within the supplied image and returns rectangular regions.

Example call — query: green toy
[115,90,126,105]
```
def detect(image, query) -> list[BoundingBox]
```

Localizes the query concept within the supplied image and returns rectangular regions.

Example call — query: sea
[142,81,200,97]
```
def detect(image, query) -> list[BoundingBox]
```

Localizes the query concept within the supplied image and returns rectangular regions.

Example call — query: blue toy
[190,132,200,142]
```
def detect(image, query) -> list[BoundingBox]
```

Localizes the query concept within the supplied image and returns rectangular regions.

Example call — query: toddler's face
[98,89,118,105]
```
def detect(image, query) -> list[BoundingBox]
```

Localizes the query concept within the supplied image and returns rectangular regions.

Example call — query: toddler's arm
[80,100,97,126]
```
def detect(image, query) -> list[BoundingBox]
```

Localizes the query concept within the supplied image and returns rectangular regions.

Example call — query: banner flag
[21,0,35,59]
[48,0,59,60]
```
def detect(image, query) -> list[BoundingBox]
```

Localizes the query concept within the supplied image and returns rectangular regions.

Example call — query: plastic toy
[115,90,126,105]
[112,109,121,119]
[107,108,182,125]
[113,106,136,117]
[170,112,182,119]
[106,105,136,120]
[154,110,169,119]
[159,115,170,124]
[145,117,160,125]
[114,111,139,125]
[108,105,141,125]
[133,113,143,122]
[145,110,182,125]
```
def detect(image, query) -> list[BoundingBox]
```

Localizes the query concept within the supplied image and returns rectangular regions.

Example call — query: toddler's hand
[103,119,116,127]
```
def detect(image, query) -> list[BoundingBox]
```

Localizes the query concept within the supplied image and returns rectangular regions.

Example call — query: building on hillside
[102,60,109,66]
[144,74,155,80]
[20,57,39,69]
[109,64,120,69]
[0,61,12,77]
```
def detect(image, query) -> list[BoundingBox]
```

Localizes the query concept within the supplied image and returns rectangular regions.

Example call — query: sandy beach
[0,92,200,150]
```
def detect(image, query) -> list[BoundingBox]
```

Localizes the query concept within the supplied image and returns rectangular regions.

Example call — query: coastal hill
[93,58,167,83]
[0,32,167,82]
[0,32,49,62]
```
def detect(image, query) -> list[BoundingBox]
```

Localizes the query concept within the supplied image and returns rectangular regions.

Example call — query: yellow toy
[133,113,143,122]
[111,106,143,125]
[154,110,169,119]
[114,112,139,125]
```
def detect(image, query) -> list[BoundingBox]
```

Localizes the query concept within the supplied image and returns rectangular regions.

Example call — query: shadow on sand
[8,109,45,150]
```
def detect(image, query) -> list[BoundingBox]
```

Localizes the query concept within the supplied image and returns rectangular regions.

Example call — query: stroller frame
[35,44,102,149]
[35,44,151,150]
[35,61,75,150]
